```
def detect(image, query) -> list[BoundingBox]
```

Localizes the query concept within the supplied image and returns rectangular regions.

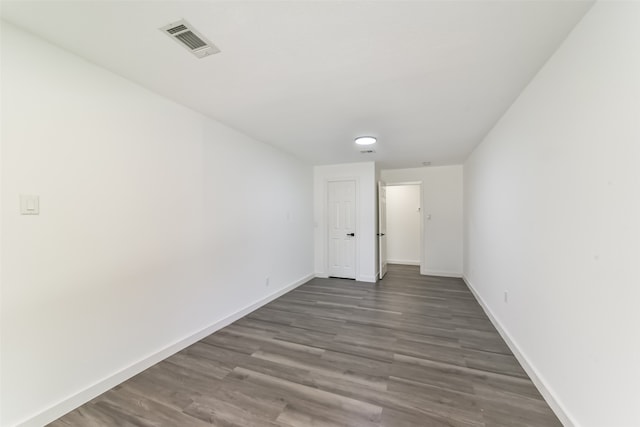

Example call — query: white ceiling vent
[160,19,220,59]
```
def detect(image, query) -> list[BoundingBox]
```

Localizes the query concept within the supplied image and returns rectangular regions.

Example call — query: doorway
[382,182,423,271]
[378,181,388,279]
[327,180,357,279]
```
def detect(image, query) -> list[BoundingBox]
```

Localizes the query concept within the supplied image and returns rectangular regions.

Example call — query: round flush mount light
[355,136,377,146]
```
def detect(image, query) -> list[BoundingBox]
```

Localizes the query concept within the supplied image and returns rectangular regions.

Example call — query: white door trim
[325,177,360,280]
[378,180,388,280]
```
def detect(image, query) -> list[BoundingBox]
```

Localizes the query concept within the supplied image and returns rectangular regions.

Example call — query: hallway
[51,265,560,426]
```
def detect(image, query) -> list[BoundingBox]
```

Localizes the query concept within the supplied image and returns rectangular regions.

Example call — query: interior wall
[0,22,313,427]
[463,3,640,426]
[381,166,463,277]
[385,185,421,265]
[314,162,376,282]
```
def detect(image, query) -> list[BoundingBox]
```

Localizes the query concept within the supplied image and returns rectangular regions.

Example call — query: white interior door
[378,181,388,279]
[328,180,356,279]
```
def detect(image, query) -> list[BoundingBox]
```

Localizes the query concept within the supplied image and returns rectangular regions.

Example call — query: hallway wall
[381,166,463,277]
[1,23,313,426]
[463,3,640,426]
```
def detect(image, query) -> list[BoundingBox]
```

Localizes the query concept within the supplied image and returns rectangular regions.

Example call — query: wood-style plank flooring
[50,265,561,426]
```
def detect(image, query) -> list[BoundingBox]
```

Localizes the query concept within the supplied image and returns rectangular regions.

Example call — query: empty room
[1,1,638,426]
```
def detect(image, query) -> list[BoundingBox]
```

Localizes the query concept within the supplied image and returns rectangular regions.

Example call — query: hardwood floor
[49,265,561,426]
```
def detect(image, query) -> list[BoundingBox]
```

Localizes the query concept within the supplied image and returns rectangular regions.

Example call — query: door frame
[382,181,424,274]
[378,180,387,280]
[325,177,360,280]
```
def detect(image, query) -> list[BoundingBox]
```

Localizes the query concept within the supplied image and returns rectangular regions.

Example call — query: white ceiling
[1,1,593,168]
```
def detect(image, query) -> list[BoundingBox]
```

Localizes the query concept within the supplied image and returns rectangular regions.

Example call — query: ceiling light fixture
[355,136,376,146]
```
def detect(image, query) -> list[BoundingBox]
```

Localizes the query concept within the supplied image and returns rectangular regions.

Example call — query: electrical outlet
[265,277,270,287]
[504,291,508,303]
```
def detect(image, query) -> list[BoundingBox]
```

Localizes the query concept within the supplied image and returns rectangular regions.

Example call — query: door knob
[346,233,355,237]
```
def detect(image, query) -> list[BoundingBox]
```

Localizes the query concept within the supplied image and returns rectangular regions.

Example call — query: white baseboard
[314,272,329,279]
[421,269,462,278]
[17,273,314,427]
[387,259,421,266]
[462,275,575,427]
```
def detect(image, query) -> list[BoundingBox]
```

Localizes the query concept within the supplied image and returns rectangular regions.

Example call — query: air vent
[166,24,188,34]
[160,19,220,59]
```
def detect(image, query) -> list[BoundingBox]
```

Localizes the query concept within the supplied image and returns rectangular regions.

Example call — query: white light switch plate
[20,195,40,215]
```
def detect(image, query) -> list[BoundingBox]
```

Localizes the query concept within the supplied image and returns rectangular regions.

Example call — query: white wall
[463,3,640,427]
[381,166,463,277]
[386,185,421,265]
[0,22,313,427]
[314,162,376,282]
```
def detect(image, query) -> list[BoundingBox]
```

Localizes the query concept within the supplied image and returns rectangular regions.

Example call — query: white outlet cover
[20,195,40,215]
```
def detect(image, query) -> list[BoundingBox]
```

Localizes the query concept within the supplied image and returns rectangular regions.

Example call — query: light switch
[20,195,40,215]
